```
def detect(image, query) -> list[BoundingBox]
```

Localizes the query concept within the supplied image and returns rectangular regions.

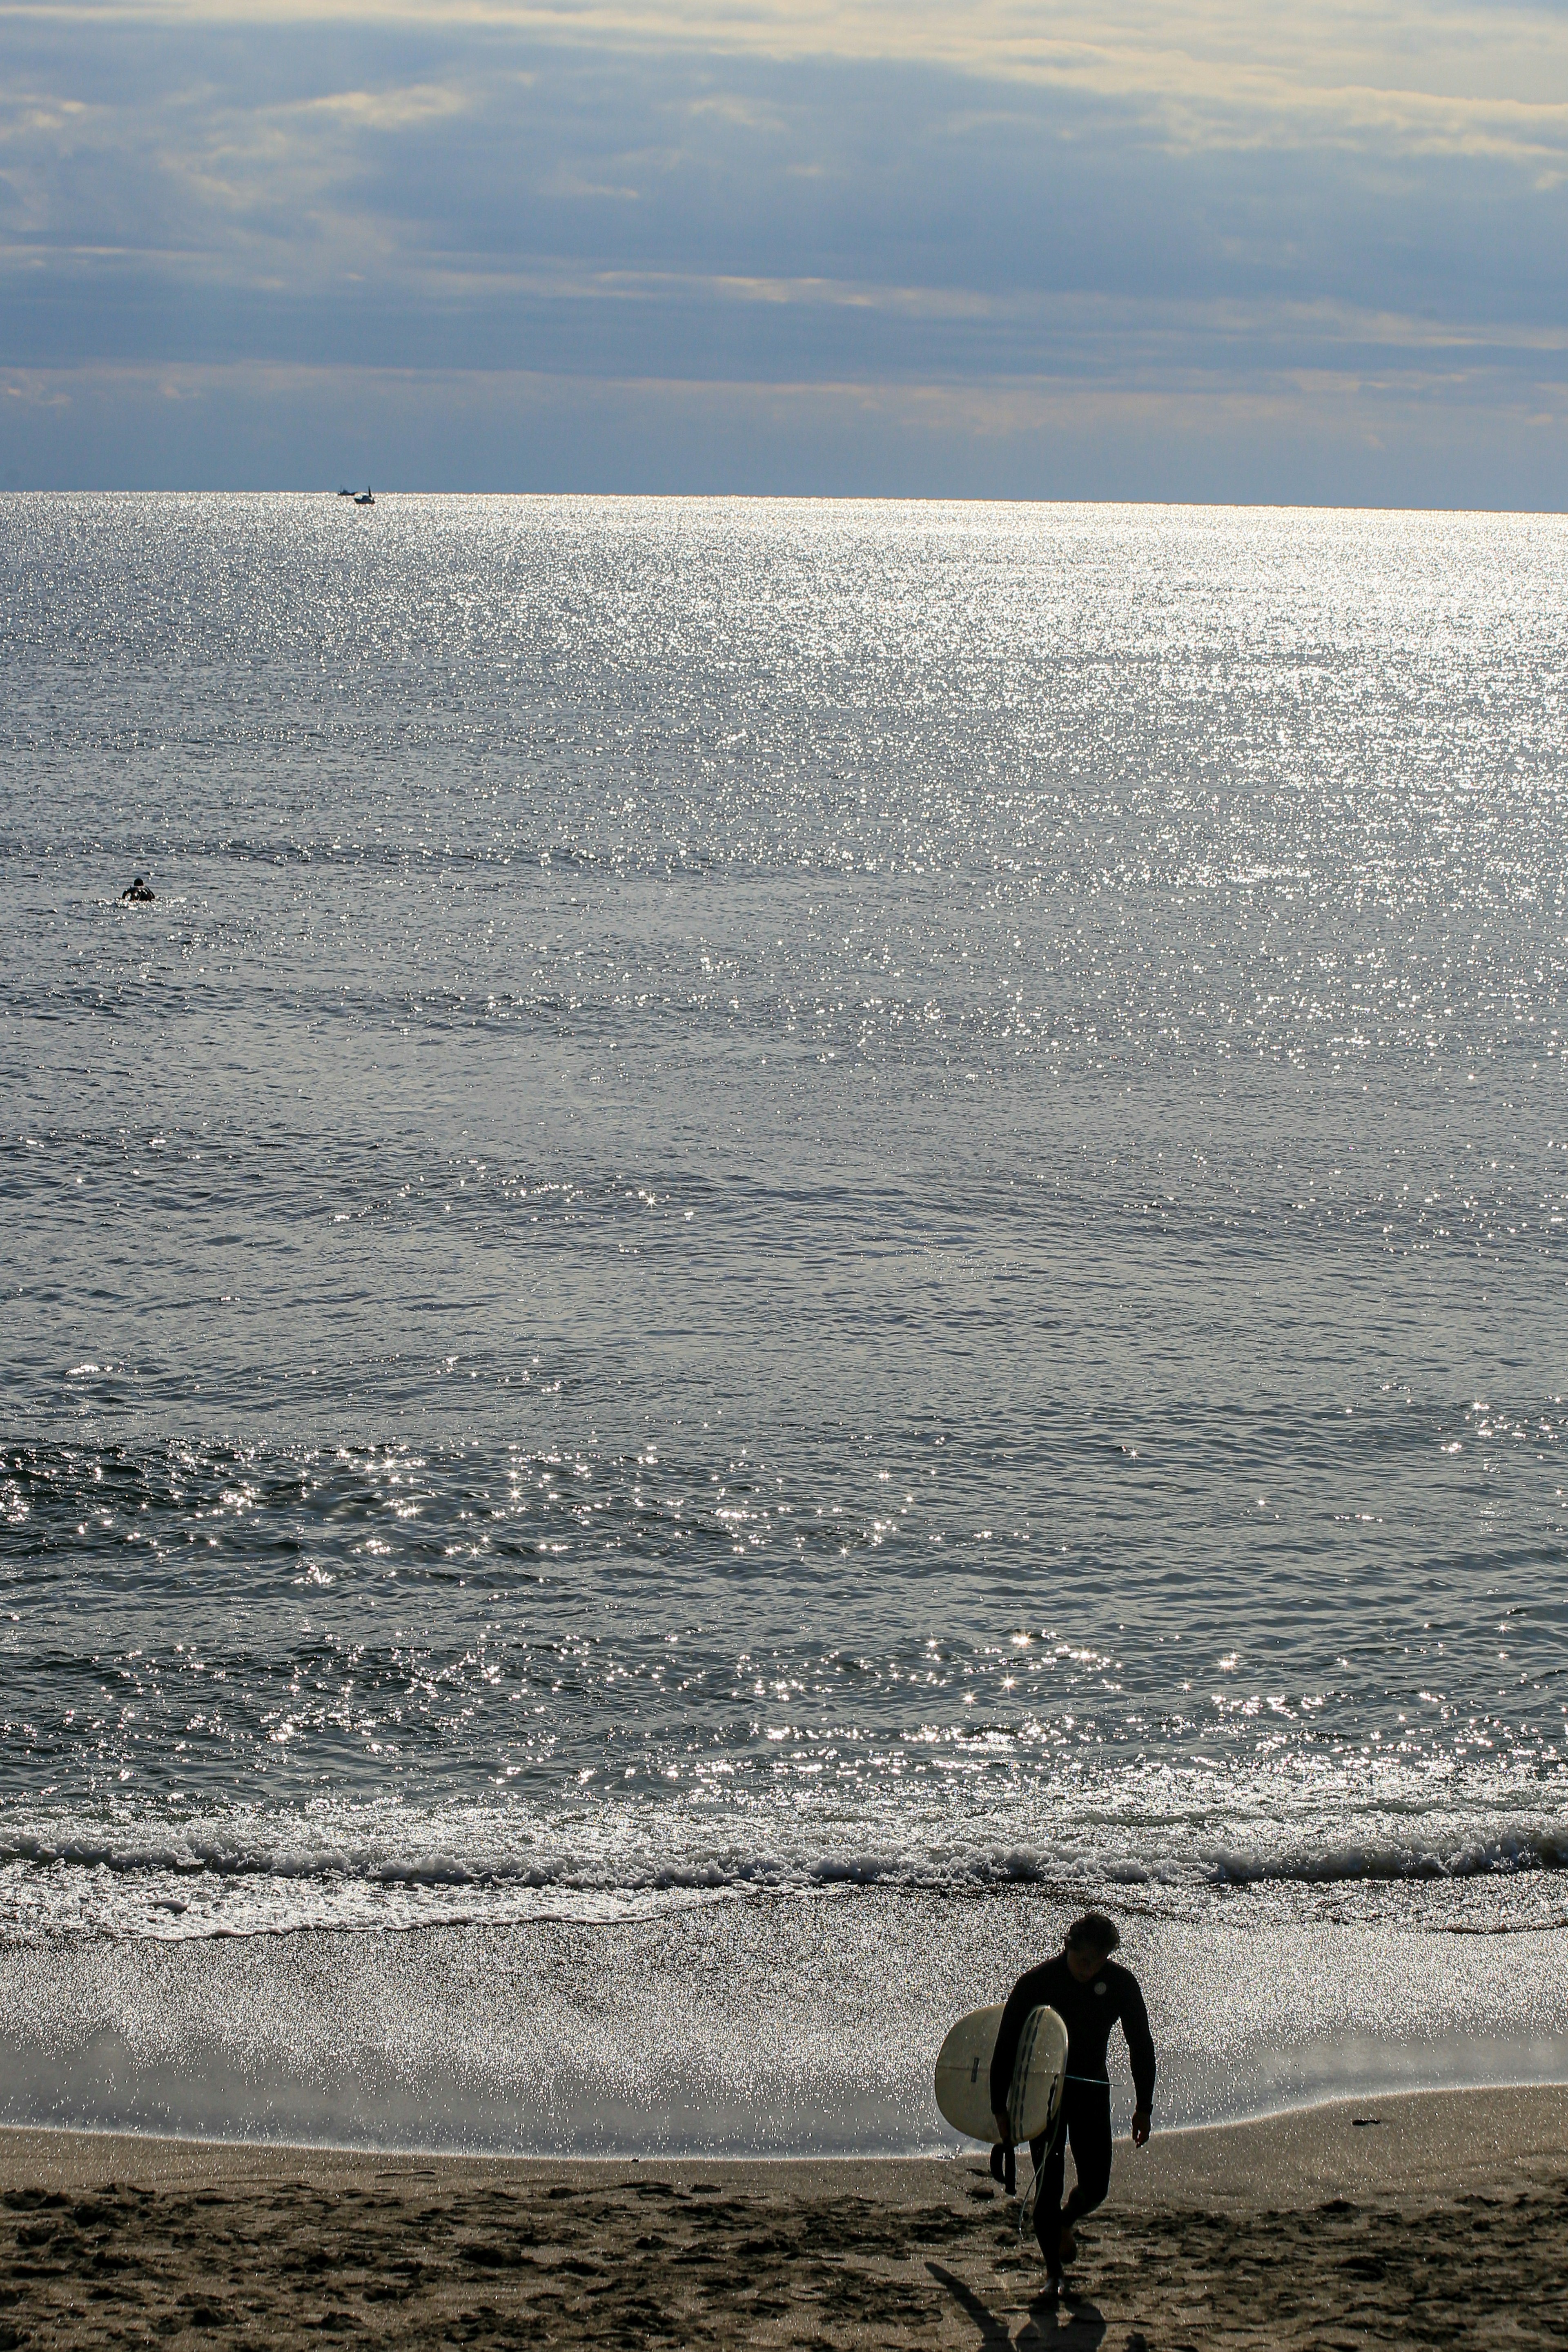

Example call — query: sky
[2,0,1568,499]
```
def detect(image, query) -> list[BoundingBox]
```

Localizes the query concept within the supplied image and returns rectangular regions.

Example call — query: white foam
[5,1796,1568,1946]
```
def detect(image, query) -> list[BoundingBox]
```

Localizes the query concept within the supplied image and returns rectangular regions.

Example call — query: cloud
[1,3,1567,492]
[16,1,1568,164]
[2,350,1564,505]
[303,80,480,129]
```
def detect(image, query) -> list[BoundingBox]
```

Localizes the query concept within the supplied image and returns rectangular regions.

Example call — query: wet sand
[2,2086,1565,2348]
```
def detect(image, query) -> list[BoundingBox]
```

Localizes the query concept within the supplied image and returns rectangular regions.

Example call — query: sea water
[2,494,1566,2148]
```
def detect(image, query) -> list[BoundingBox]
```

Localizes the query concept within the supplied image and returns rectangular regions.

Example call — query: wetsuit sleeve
[1120,1974,1156,2110]
[988,1971,1041,2126]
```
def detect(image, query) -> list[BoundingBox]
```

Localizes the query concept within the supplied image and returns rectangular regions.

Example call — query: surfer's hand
[1132,2106,1152,2147]
[992,2111,1011,2149]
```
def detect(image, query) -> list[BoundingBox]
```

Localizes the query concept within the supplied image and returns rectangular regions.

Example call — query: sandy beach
[2,2086,1565,2349]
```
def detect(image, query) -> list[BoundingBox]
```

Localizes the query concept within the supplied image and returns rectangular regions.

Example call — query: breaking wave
[6,1806,1568,1946]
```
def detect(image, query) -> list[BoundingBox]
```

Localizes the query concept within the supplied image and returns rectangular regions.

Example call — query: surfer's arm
[1121,1976,1156,2115]
[987,1970,1039,2134]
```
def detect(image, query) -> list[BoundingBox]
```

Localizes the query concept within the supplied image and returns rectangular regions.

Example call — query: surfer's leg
[1061,2082,1114,2227]
[1028,2118,1067,2270]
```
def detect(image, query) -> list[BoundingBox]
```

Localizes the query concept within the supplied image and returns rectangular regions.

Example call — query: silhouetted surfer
[990,1912,1155,2295]
[120,875,155,904]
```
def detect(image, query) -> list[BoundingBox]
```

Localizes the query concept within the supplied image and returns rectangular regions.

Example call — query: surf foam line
[4,1820,1568,1903]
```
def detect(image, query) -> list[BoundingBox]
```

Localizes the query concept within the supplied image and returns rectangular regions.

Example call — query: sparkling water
[3,495,1566,2142]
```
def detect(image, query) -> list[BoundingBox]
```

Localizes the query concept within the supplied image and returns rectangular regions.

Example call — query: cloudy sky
[3,0,1568,497]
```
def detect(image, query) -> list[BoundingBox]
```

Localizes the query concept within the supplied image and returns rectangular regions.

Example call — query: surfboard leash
[1018,2163,1040,2248]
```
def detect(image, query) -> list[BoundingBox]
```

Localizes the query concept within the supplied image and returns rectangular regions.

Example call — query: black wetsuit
[989,1953,1155,2271]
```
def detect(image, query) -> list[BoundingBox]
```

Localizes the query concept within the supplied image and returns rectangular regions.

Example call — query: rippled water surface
[3,494,1567,1956]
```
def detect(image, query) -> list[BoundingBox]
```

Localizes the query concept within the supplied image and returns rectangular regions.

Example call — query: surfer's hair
[1065,1912,1120,1955]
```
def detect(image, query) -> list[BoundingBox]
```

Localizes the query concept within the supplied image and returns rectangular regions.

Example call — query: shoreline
[4,2087,1566,2346]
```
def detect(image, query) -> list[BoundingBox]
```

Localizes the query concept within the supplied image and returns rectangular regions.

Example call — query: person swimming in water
[120,876,155,903]
[990,1912,1155,2296]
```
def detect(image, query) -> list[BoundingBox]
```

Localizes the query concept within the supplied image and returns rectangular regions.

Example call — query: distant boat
[354,487,375,506]
[336,486,354,497]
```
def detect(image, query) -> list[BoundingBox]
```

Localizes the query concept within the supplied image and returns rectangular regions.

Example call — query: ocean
[2,492,1566,2150]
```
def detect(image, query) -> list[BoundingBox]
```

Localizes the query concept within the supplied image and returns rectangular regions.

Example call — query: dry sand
[2,2086,1565,2349]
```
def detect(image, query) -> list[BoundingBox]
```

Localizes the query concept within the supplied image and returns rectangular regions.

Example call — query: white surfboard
[934,2002,1067,2145]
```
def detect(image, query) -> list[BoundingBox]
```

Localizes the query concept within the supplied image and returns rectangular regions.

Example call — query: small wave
[5,1822,1567,1904]
[1199,1827,1568,1885]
